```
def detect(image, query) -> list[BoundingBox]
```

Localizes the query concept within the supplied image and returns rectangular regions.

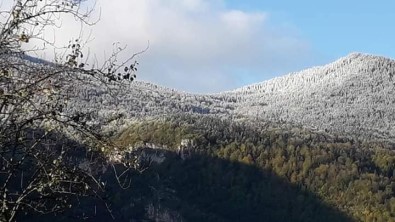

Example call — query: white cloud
[20,0,315,93]
[220,10,266,31]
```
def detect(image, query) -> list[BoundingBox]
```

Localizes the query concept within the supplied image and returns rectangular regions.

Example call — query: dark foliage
[108,115,395,221]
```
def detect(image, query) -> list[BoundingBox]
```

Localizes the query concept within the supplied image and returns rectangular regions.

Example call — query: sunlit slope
[229,53,395,140]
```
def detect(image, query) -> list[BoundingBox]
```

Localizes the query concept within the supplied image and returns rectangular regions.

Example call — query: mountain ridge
[75,52,395,141]
[14,52,395,142]
[229,52,394,94]
[225,52,395,141]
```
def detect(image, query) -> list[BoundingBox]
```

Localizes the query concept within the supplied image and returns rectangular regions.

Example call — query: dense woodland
[65,53,395,142]
[3,54,395,221]
[105,115,395,221]
[2,55,395,221]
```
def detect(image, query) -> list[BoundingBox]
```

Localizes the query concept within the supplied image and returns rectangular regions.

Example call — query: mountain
[4,52,395,221]
[66,53,395,142]
[227,53,395,141]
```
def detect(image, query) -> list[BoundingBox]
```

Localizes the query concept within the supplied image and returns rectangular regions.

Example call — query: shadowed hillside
[17,126,355,222]
[117,149,355,222]
[109,116,395,221]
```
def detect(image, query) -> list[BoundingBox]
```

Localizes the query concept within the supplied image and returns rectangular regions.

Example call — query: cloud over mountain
[27,0,315,92]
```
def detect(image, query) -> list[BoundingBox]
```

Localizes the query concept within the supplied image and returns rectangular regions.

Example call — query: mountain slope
[227,53,395,141]
[6,52,395,221]
[110,116,394,222]
[42,52,395,141]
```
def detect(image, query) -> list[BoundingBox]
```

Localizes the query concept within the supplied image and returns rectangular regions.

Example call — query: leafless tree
[0,1,141,221]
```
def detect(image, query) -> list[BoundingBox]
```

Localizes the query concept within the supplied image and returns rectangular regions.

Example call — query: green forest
[103,115,395,222]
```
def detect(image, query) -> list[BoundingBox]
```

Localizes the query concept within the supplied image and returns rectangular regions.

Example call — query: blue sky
[228,1,395,60]
[25,0,395,93]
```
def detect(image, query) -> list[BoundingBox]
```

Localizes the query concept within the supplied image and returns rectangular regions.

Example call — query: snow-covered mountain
[43,53,395,141]
[227,53,395,141]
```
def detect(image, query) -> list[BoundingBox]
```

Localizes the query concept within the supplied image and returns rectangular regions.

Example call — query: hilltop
[227,53,395,141]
